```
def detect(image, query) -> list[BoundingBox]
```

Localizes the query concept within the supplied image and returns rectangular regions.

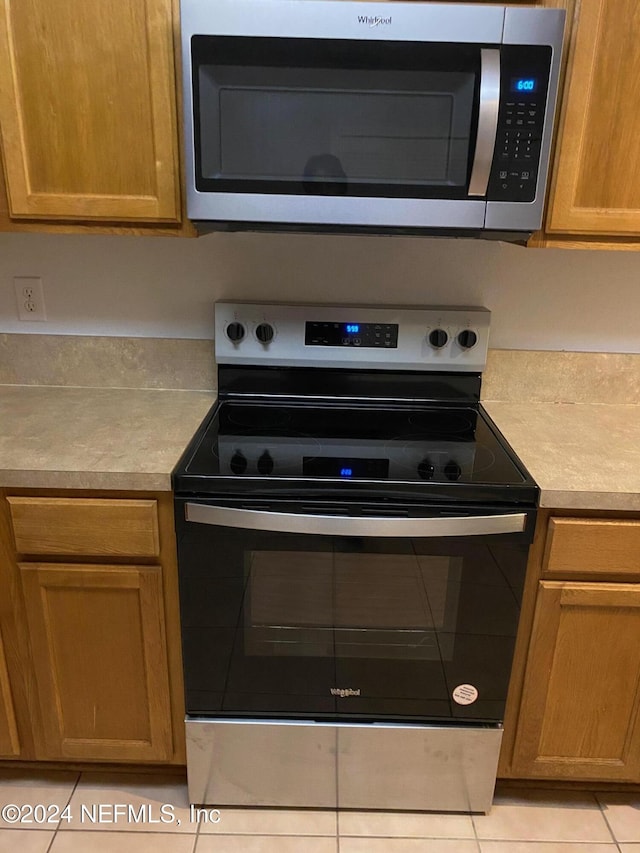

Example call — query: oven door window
[191,37,480,199]
[178,524,526,724]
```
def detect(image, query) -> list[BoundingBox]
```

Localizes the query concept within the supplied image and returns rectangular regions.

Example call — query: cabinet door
[0,153,10,230]
[512,581,640,780]
[0,0,180,222]
[0,627,20,757]
[546,0,640,235]
[21,563,173,761]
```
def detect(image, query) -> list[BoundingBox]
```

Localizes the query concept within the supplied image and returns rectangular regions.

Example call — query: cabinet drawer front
[544,518,640,576]
[8,498,159,557]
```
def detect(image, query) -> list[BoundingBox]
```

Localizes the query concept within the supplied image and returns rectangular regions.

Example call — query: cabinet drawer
[544,518,640,576]
[8,498,159,558]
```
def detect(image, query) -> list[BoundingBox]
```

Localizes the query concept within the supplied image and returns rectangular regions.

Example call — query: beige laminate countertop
[1,385,639,509]
[483,401,640,512]
[0,385,216,491]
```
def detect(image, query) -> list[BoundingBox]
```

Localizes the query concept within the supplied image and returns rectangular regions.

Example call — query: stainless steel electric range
[173,302,538,813]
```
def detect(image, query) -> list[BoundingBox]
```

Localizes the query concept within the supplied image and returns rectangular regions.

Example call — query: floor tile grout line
[55,829,199,835]
[593,790,623,846]
[45,827,57,853]
[472,838,626,844]
[192,832,340,838]
[596,794,630,848]
[479,838,624,849]
[337,835,479,841]
[338,832,484,841]
[45,770,81,852]
[2,826,201,834]
[194,800,204,844]
[471,802,481,848]
[337,840,621,846]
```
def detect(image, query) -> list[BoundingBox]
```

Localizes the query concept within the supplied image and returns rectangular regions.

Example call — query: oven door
[175,499,534,726]
[181,1,563,232]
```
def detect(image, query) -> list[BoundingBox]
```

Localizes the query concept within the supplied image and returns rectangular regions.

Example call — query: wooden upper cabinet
[0,0,180,222]
[545,0,640,235]
[0,152,10,228]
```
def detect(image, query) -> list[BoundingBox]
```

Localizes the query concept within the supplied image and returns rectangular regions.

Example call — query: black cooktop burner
[225,406,294,429]
[178,401,529,492]
[406,410,477,435]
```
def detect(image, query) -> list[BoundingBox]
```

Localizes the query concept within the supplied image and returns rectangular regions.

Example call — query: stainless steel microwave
[180,0,565,239]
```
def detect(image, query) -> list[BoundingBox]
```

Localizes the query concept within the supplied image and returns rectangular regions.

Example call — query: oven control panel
[218,436,476,483]
[305,321,399,349]
[215,302,490,372]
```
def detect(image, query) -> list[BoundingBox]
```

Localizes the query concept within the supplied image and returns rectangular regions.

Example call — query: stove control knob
[444,460,462,482]
[418,458,435,480]
[226,322,246,343]
[457,329,478,349]
[256,322,275,344]
[230,451,248,475]
[257,450,274,475]
[428,328,448,349]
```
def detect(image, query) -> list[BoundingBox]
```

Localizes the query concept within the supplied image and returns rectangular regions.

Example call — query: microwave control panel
[487,45,552,204]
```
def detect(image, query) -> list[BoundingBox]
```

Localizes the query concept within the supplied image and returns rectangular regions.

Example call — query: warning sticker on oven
[452,684,478,705]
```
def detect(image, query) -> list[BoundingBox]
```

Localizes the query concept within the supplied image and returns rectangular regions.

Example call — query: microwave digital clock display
[511,77,538,93]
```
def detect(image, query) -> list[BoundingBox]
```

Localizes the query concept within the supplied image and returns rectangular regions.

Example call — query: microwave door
[186,36,490,231]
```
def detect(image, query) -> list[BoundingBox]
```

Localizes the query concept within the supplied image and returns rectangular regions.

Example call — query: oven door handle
[184,503,527,538]
[468,48,501,197]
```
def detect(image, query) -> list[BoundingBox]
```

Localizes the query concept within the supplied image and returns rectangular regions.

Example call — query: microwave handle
[468,48,501,197]
[184,502,527,538]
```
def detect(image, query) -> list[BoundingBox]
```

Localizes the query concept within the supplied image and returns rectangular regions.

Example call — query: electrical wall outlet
[14,276,47,321]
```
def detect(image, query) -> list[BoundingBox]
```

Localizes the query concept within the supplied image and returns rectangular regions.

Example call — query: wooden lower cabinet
[510,518,640,783]
[0,627,20,757]
[20,562,173,762]
[0,489,186,765]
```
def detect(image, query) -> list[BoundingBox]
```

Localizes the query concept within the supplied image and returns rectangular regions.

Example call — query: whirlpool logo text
[357,15,392,27]
[331,688,361,697]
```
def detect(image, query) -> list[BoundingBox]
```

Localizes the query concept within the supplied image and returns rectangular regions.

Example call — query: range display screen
[302,457,390,478]
[305,321,399,348]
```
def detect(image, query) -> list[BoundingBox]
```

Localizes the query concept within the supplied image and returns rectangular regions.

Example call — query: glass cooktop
[180,401,528,487]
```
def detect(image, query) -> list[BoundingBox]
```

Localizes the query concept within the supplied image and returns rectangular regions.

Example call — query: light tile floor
[0,769,639,852]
